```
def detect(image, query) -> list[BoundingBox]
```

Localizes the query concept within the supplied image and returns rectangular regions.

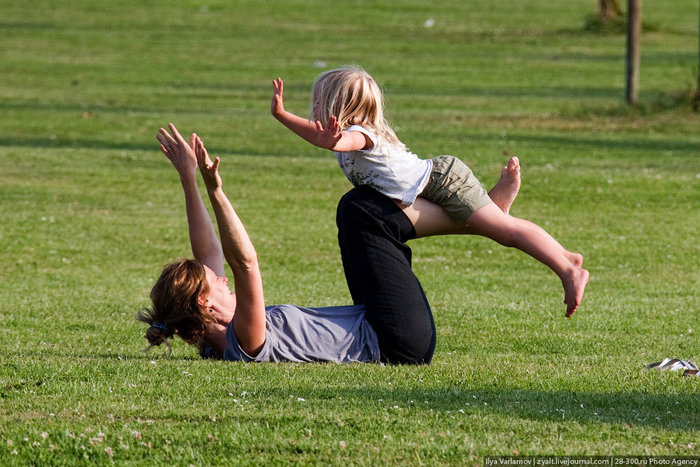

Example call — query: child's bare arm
[270,78,369,151]
[331,125,372,152]
[270,77,337,148]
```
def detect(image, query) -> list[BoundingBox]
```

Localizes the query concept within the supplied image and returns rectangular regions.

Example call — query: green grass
[1,0,698,464]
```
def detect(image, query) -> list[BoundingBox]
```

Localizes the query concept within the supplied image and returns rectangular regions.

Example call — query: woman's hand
[193,135,222,191]
[157,123,197,177]
[271,78,285,118]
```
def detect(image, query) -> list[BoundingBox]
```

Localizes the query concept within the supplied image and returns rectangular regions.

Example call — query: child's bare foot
[568,252,583,268]
[488,156,521,214]
[563,267,589,317]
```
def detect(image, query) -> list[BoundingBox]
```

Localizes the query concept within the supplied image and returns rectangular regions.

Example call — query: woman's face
[202,265,236,317]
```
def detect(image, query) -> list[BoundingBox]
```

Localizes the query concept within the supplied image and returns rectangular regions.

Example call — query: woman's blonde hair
[311,65,404,148]
[136,259,213,354]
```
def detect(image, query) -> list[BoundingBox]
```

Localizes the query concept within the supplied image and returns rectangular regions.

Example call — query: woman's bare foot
[488,156,521,214]
[563,267,589,317]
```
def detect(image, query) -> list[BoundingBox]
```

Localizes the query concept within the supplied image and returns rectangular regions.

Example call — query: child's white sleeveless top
[334,125,433,206]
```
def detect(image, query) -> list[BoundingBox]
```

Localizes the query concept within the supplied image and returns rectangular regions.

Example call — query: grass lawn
[0,0,698,464]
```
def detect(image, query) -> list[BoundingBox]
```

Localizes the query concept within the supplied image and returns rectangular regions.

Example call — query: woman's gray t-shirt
[222,304,380,363]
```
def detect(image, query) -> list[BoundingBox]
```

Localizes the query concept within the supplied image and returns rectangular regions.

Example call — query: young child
[271,65,588,316]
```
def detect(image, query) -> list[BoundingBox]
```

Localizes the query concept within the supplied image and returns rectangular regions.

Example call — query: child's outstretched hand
[193,135,222,191]
[271,78,285,117]
[314,115,342,150]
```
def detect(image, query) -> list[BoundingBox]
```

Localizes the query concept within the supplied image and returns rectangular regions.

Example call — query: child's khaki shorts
[420,155,491,223]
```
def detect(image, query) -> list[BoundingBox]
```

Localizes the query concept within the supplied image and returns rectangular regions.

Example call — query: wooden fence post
[626,0,642,104]
[693,0,700,111]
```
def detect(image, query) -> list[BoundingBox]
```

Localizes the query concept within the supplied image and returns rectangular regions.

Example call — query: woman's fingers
[201,141,210,164]
[168,123,187,145]
[157,128,176,148]
[156,134,175,157]
[157,127,188,161]
[194,136,215,169]
[195,137,207,162]
[158,126,174,141]
[193,136,203,162]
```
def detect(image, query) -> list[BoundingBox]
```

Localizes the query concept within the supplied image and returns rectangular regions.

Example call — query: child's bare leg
[400,199,587,314]
[488,156,520,214]
[486,158,582,267]
[466,203,589,316]
[509,216,582,268]
[402,197,471,237]
[405,159,521,237]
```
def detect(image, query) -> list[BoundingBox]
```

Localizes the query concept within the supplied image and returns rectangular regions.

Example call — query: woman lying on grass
[138,124,556,364]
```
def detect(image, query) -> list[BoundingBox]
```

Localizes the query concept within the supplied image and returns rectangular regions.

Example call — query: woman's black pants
[336,186,436,364]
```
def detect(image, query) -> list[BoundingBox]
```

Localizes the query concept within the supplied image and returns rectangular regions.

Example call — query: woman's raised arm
[156,124,226,276]
[193,136,267,355]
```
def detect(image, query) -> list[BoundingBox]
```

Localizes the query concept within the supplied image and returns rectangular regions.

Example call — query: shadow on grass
[0,21,56,30]
[3,349,696,431]
[0,100,243,117]
[465,132,700,155]
[391,85,624,100]
[2,131,698,157]
[0,136,289,159]
[262,385,699,432]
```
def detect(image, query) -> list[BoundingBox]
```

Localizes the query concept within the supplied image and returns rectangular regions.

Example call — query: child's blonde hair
[311,65,404,148]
